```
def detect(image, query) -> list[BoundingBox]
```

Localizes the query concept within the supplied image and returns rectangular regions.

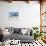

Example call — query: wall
[0,1,40,28]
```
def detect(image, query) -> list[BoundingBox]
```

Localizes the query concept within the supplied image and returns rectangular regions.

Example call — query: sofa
[4,27,34,43]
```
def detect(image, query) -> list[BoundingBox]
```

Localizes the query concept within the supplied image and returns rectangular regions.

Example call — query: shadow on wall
[0,28,3,42]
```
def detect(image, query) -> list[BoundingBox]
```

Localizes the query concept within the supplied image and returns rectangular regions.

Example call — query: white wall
[0,1,40,28]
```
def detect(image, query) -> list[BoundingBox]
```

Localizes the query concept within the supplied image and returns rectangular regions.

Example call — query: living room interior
[0,0,46,46]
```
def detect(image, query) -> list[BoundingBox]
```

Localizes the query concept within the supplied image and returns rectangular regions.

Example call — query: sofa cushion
[14,28,21,33]
[25,28,30,35]
[21,28,27,35]
[8,27,14,34]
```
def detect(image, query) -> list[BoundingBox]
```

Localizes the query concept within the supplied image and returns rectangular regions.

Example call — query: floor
[0,40,45,46]
[12,40,46,46]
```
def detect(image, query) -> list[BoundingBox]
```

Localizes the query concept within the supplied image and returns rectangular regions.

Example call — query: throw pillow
[14,28,21,33]
[21,28,27,35]
[8,27,14,34]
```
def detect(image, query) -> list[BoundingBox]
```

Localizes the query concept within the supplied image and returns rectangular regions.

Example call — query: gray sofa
[4,27,34,43]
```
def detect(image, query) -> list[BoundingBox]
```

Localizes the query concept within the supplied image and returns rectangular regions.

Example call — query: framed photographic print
[9,12,19,19]
[10,12,18,17]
